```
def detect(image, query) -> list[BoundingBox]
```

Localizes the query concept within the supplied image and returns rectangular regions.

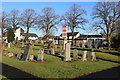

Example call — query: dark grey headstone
[21,46,29,61]
[73,49,78,60]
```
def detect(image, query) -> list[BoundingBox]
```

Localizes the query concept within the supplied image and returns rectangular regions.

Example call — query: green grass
[73,47,120,54]
[1,44,120,78]
[74,50,119,62]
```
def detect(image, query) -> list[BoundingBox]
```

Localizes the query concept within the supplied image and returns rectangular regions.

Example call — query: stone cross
[29,55,34,61]
[50,49,55,55]
[73,49,78,60]
[64,43,71,61]
[81,50,88,61]
[37,49,44,62]
[21,46,29,61]
[17,52,23,60]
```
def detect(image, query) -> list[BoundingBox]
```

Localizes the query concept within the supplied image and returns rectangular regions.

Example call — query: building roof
[15,27,24,32]
[75,35,103,40]
[23,33,38,37]
[60,32,79,37]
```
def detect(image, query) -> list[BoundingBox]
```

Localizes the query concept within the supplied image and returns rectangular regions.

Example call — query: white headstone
[64,43,71,61]
[8,43,10,48]
[29,55,34,61]
[22,42,24,47]
[91,50,96,61]
[54,45,57,48]
[81,50,88,61]
[37,50,44,62]
[62,40,67,50]
[50,49,55,55]
[7,53,14,57]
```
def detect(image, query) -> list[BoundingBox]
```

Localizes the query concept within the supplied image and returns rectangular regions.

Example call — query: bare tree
[92,1,120,50]
[0,12,9,53]
[1,12,9,34]
[62,4,87,45]
[8,9,20,31]
[21,9,38,37]
[1,11,10,42]
[37,8,61,41]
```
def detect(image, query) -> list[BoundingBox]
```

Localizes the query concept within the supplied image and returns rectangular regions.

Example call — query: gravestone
[73,49,78,60]
[47,42,52,49]
[17,52,23,60]
[81,50,88,61]
[29,55,34,61]
[22,41,24,47]
[29,45,33,52]
[62,40,67,50]
[37,49,44,62]
[21,46,30,61]
[53,40,55,44]
[64,43,71,61]
[41,40,44,44]
[50,49,55,55]
[87,51,92,61]
[60,45,62,49]
[91,50,96,61]
[7,53,14,57]
[60,50,65,55]
[8,43,10,48]
[54,45,57,48]
[46,50,50,54]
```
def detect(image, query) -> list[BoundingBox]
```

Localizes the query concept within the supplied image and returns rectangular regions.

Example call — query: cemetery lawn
[1,44,120,79]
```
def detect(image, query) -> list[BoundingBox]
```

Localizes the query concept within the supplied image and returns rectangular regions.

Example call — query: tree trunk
[26,27,29,37]
[71,30,74,45]
[108,35,111,50]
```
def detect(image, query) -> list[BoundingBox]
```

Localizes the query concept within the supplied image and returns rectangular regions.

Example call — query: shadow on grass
[1,63,43,80]
[73,66,120,80]
[44,50,64,61]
